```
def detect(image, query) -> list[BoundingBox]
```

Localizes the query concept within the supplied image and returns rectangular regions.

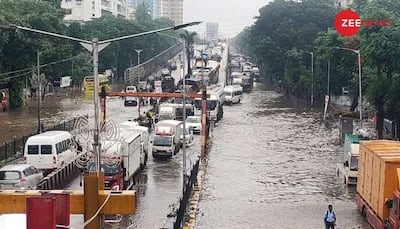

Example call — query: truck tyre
[384,221,392,229]
[361,206,366,218]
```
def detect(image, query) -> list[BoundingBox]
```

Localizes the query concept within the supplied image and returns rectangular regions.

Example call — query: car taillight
[20,178,26,183]
[53,156,56,164]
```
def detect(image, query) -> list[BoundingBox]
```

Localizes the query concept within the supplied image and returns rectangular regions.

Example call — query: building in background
[153,0,183,25]
[206,22,219,42]
[335,0,353,8]
[61,0,130,22]
[128,0,154,17]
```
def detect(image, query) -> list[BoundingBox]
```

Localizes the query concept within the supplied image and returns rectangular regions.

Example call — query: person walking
[324,204,336,229]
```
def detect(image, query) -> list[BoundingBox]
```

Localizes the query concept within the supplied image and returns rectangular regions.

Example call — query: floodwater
[0,51,202,229]
[195,83,371,229]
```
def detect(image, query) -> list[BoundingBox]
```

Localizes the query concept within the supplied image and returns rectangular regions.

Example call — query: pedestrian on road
[324,204,336,229]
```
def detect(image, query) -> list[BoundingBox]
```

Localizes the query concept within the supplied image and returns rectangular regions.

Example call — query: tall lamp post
[156,32,188,187]
[135,49,143,115]
[335,46,362,127]
[305,51,314,106]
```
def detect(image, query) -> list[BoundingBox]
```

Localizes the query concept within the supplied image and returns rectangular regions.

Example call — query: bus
[194,84,225,122]
[83,74,110,94]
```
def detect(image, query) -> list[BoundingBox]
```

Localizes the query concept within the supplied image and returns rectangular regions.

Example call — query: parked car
[185,116,201,134]
[0,164,43,190]
[124,97,138,106]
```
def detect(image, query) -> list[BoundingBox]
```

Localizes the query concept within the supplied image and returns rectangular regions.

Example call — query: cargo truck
[87,130,145,190]
[356,140,400,229]
[152,120,182,159]
[336,134,362,185]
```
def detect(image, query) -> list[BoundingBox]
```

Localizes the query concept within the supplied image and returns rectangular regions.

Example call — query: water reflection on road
[195,83,371,229]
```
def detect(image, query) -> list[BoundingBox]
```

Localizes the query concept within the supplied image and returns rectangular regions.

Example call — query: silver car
[186,116,202,134]
[0,164,44,190]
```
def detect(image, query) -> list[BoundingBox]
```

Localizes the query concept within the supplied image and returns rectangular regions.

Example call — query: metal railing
[0,114,88,164]
[124,43,183,86]
[161,158,200,229]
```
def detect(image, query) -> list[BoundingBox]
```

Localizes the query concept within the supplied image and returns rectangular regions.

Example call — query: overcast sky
[183,0,272,38]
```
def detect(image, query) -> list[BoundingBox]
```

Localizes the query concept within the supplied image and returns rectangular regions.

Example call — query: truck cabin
[86,161,123,190]
[194,99,217,112]
[153,126,175,147]
[344,143,360,171]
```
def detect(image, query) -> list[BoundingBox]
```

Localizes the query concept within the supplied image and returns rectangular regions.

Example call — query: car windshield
[186,117,200,123]
[0,171,21,180]
[153,136,173,146]
[225,92,232,97]
[350,156,359,170]
[86,162,121,176]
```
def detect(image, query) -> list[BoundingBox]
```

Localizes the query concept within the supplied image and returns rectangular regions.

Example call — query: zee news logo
[334,9,391,37]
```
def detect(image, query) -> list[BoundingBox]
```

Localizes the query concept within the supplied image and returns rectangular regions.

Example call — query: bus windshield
[194,100,217,110]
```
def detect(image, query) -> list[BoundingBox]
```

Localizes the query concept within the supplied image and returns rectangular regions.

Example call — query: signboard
[60,76,72,88]
[154,81,162,93]
[324,95,330,121]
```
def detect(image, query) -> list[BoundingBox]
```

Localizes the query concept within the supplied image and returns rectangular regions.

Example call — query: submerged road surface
[195,83,371,229]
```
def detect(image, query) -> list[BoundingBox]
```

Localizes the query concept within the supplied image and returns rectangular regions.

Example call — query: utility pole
[358,51,362,128]
[182,40,187,187]
[327,59,330,96]
[37,51,41,134]
[136,49,143,115]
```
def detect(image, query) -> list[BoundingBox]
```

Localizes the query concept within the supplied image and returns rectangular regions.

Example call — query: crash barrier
[37,158,81,190]
[0,114,88,164]
[160,158,200,229]
[124,43,183,86]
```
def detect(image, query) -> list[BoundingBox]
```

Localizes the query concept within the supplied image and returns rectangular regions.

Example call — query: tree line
[0,0,181,109]
[233,0,400,139]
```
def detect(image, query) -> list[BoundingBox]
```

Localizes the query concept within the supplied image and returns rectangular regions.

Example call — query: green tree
[359,0,400,139]
[180,31,197,77]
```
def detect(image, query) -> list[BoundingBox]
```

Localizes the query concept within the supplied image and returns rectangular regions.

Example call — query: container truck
[152,120,182,159]
[356,140,400,229]
[86,130,144,190]
[119,121,149,168]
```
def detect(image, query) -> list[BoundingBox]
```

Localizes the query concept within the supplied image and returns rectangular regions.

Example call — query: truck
[356,140,400,229]
[158,103,178,121]
[87,130,145,190]
[119,121,149,165]
[336,134,362,185]
[152,120,182,159]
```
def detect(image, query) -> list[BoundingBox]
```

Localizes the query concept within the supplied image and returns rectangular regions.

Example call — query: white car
[180,124,194,146]
[0,164,43,190]
[185,116,201,134]
[126,85,137,93]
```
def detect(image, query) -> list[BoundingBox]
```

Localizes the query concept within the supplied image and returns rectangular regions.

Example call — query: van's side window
[56,143,61,154]
[28,145,39,155]
[41,145,52,154]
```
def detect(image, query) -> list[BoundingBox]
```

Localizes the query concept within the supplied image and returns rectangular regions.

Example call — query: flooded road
[195,84,371,229]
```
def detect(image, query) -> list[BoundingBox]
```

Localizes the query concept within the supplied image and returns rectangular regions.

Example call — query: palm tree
[180,31,197,77]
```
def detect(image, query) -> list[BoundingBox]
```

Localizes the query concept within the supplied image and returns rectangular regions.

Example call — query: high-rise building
[335,0,353,8]
[153,0,183,25]
[61,0,130,22]
[206,22,219,42]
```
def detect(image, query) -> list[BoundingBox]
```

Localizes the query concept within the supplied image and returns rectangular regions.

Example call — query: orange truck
[356,140,400,229]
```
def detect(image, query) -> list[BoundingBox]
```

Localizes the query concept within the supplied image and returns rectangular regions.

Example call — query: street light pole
[37,51,41,134]
[305,51,314,106]
[335,46,362,127]
[182,41,187,187]
[135,49,143,115]
[357,50,362,127]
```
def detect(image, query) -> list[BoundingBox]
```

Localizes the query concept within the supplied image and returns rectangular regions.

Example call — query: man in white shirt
[324,204,336,229]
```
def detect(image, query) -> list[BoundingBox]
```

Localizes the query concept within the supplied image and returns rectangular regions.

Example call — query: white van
[224,85,243,105]
[24,131,76,172]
